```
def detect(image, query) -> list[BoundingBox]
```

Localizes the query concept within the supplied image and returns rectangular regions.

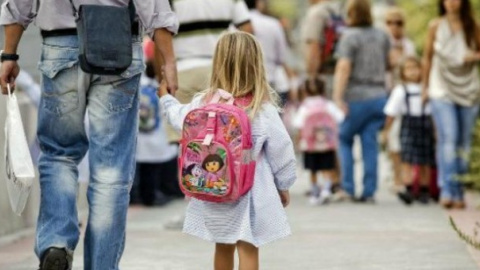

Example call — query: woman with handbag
[423,0,480,209]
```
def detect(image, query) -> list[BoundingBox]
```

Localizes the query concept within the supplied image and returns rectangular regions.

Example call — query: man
[245,0,292,106]
[162,0,253,143]
[302,0,345,97]
[0,1,178,269]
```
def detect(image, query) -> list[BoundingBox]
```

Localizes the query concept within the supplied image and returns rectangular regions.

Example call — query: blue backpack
[138,84,160,133]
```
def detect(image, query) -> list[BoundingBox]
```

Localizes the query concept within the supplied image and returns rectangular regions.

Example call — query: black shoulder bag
[70,0,136,75]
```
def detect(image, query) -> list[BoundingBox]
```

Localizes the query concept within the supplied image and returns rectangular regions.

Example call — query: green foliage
[398,0,480,53]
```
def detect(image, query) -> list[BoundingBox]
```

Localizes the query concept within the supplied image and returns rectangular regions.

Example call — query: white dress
[160,94,297,247]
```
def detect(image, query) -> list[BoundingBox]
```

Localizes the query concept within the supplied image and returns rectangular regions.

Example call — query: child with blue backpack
[158,32,297,270]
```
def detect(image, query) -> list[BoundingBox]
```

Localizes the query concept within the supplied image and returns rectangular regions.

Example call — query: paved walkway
[1,154,479,270]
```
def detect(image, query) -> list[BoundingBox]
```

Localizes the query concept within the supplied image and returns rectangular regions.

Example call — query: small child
[158,32,297,269]
[384,56,435,205]
[293,78,344,205]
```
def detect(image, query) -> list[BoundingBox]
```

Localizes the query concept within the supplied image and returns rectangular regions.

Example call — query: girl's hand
[157,78,169,97]
[421,88,429,107]
[334,99,349,116]
[278,190,290,208]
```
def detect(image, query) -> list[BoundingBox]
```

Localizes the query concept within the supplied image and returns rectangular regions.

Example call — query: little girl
[158,32,297,270]
[293,78,344,205]
[384,57,435,205]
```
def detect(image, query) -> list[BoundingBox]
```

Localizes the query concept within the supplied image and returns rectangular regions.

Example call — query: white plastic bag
[4,84,35,215]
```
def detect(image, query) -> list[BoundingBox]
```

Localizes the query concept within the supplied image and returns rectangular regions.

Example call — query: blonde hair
[204,32,279,117]
[346,0,373,27]
[385,7,406,23]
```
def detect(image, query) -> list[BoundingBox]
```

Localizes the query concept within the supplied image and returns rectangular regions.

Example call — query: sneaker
[39,248,72,270]
[417,192,430,205]
[309,195,321,206]
[318,190,331,205]
[397,191,414,205]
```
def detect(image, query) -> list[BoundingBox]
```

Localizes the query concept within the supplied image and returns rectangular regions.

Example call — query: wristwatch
[0,50,19,62]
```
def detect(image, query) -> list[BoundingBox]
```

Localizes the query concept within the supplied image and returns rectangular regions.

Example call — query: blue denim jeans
[34,35,143,269]
[339,97,387,198]
[430,99,478,201]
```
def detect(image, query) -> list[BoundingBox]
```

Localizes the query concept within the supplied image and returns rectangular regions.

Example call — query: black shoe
[417,192,430,204]
[398,191,414,205]
[354,196,375,204]
[39,248,72,270]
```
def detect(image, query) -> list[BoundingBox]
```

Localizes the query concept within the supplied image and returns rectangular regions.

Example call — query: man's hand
[278,190,290,208]
[0,60,20,95]
[162,62,178,95]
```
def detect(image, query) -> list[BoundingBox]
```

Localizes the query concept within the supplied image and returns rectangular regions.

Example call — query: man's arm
[0,24,24,94]
[153,28,178,94]
[306,41,321,79]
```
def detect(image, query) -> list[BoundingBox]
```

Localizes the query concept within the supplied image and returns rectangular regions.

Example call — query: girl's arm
[158,80,203,131]
[264,105,297,191]
[292,104,307,129]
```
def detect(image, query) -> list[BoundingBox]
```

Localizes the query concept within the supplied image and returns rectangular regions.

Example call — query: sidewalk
[1,155,479,270]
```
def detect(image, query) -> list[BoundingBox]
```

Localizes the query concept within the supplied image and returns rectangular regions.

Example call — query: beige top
[429,18,480,106]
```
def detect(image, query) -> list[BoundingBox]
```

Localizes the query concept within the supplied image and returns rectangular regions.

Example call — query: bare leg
[390,152,403,189]
[237,241,259,270]
[215,243,236,270]
[419,166,431,186]
[402,163,413,186]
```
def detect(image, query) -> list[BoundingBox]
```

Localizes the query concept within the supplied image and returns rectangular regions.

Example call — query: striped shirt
[172,0,250,71]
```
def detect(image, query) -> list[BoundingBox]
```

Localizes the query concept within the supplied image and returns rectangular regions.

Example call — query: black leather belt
[41,21,140,38]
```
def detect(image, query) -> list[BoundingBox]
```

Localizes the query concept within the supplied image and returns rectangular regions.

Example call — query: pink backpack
[300,98,338,152]
[179,89,256,203]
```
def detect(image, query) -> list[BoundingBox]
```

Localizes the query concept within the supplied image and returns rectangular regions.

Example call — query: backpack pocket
[179,140,235,200]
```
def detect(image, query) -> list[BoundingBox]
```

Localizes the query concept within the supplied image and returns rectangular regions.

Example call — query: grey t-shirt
[336,27,390,102]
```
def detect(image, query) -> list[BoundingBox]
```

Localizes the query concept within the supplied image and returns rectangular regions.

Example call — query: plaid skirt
[400,115,435,166]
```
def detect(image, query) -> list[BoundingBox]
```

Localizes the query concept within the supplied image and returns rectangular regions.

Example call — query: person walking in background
[293,78,344,205]
[245,0,293,107]
[302,0,345,97]
[382,7,417,194]
[130,40,183,207]
[158,32,296,270]
[0,0,178,269]
[423,0,480,209]
[333,0,391,203]
[384,57,435,205]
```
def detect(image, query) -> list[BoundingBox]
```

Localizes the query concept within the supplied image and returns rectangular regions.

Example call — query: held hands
[157,76,169,97]
[278,190,290,208]
[0,60,20,95]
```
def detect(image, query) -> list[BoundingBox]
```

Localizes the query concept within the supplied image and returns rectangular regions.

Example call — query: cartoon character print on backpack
[203,154,227,192]
[181,142,229,196]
